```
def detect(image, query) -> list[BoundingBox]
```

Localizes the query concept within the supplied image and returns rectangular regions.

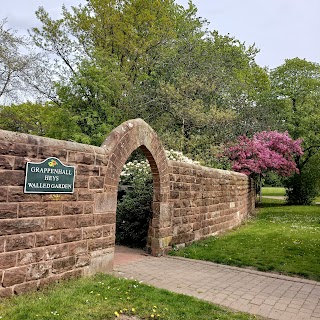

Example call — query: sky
[2,0,320,69]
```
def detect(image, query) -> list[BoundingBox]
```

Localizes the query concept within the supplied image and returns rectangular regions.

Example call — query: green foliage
[171,198,320,281]
[270,58,320,204]
[0,102,79,140]
[284,154,320,205]
[29,0,275,161]
[116,149,200,248]
[116,159,153,248]
[284,173,317,205]
[56,56,125,145]
[263,172,284,187]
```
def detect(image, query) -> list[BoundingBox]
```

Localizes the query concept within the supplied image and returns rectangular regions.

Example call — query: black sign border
[24,157,75,194]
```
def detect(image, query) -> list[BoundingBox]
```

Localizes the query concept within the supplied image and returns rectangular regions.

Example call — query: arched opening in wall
[116,147,154,251]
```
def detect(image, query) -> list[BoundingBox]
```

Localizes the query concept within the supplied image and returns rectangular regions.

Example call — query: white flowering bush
[116,149,199,248]
[165,149,200,165]
[120,160,151,185]
[117,159,153,248]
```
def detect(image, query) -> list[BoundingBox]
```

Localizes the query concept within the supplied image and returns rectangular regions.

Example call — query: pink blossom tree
[225,131,303,202]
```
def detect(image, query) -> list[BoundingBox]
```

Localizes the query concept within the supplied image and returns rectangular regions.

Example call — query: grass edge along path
[170,198,320,282]
[0,274,261,320]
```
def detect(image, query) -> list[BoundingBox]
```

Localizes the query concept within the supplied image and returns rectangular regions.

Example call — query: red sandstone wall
[0,119,255,298]
[168,160,255,247]
[0,130,114,297]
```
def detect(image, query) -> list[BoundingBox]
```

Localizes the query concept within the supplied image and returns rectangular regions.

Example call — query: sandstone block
[2,266,27,287]
[83,226,103,239]
[0,186,7,202]
[61,268,83,280]
[63,203,83,215]
[0,252,17,269]
[46,216,77,230]
[75,254,90,267]
[77,165,99,176]
[74,175,89,188]
[38,146,67,160]
[0,218,44,235]
[77,214,94,227]
[17,248,45,266]
[0,155,14,169]
[0,171,25,186]
[52,256,75,273]
[88,237,113,251]
[83,203,94,214]
[6,234,35,251]
[14,280,38,295]
[89,176,104,189]
[36,230,61,247]
[68,240,88,256]
[0,142,37,157]
[102,224,115,237]
[0,203,17,219]
[94,193,117,213]
[26,262,52,280]
[0,287,13,298]
[61,229,82,243]
[77,189,94,201]
[8,187,41,203]
[18,203,62,217]
[44,244,69,260]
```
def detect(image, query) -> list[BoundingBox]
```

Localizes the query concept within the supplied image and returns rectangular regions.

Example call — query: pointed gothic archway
[99,119,172,256]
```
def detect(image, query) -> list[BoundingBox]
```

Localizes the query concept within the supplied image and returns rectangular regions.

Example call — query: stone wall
[168,161,255,247]
[0,130,114,297]
[0,119,255,297]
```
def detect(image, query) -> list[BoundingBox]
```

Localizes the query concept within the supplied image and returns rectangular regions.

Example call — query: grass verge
[170,198,320,281]
[262,187,285,197]
[262,187,320,202]
[0,274,259,320]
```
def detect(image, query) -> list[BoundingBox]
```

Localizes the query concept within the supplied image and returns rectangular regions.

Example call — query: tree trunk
[259,173,262,203]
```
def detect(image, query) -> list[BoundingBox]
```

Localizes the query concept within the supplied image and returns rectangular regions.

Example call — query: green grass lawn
[262,187,320,202]
[0,274,259,320]
[262,187,285,197]
[170,198,320,281]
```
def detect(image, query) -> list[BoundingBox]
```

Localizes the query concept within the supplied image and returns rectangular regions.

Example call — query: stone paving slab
[113,249,320,320]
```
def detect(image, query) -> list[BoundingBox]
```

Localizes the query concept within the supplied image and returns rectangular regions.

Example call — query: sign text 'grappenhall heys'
[24,157,75,193]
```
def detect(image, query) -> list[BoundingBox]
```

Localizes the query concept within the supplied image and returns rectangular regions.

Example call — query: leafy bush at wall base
[116,159,153,248]
[116,182,153,248]
[116,149,200,248]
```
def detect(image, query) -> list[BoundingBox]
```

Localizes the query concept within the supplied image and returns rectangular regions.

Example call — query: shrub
[116,149,199,248]
[285,155,320,205]
[116,159,152,248]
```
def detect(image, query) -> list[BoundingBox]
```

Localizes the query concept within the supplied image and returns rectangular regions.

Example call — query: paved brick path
[114,246,320,320]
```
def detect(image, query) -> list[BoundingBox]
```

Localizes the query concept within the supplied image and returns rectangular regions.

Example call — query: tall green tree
[30,0,273,163]
[0,102,79,140]
[270,58,320,204]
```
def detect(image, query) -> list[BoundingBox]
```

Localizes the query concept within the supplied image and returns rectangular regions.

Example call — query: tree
[31,0,203,145]
[130,29,272,165]
[30,0,274,155]
[270,58,320,204]
[0,19,41,103]
[224,131,303,202]
[0,102,79,141]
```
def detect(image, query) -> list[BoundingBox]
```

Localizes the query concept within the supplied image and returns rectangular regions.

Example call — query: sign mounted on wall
[24,157,75,193]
